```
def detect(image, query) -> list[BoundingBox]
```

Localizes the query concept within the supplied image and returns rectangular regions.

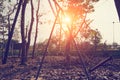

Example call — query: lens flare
[64,16,71,23]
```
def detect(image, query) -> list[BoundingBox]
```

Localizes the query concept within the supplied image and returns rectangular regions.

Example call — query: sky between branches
[39,0,120,44]
[4,0,120,45]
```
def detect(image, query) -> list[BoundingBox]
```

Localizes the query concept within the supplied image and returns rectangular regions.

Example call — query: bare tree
[61,0,99,64]
[2,0,22,64]
[20,0,27,65]
[32,0,40,58]
[7,1,18,36]
[26,0,34,59]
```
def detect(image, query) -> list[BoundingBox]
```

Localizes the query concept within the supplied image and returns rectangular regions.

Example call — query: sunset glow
[64,16,71,23]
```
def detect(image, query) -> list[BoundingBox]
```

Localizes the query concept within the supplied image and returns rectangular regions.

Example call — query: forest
[0,0,120,80]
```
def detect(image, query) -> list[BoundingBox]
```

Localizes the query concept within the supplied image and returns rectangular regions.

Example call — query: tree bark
[26,0,34,58]
[20,0,27,65]
[32,0,40,58]
[65,32,72,65]
[2,0,22,64]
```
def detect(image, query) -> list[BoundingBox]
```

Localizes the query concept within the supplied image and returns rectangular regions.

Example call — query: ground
[0,54,120,80]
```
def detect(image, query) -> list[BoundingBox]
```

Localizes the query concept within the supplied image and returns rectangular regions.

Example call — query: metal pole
[73,39,91,80]
[35,9,60,80]
[89,56,112,73]
[113,21,115,47]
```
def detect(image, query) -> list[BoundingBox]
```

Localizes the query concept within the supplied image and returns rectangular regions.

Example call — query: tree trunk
[65,38,70,63]
[65,26,73,66]
[20,0,27,65]
[65,33,71,65]
[2,0,22,64]
[7,15,11,36]
[26,0,34,57]
[32,0,40,58]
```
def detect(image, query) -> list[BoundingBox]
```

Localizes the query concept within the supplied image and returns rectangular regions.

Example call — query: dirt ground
[0,55,120,80]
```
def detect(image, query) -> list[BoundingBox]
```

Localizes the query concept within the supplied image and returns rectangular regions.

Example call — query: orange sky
[38,0,120,44]
[5,0,120,45]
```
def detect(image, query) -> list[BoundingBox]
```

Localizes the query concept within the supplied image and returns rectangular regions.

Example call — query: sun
[60,15,72,34]
[64,16,71,23]
[62,14,72,26]
[59,13,72,33]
